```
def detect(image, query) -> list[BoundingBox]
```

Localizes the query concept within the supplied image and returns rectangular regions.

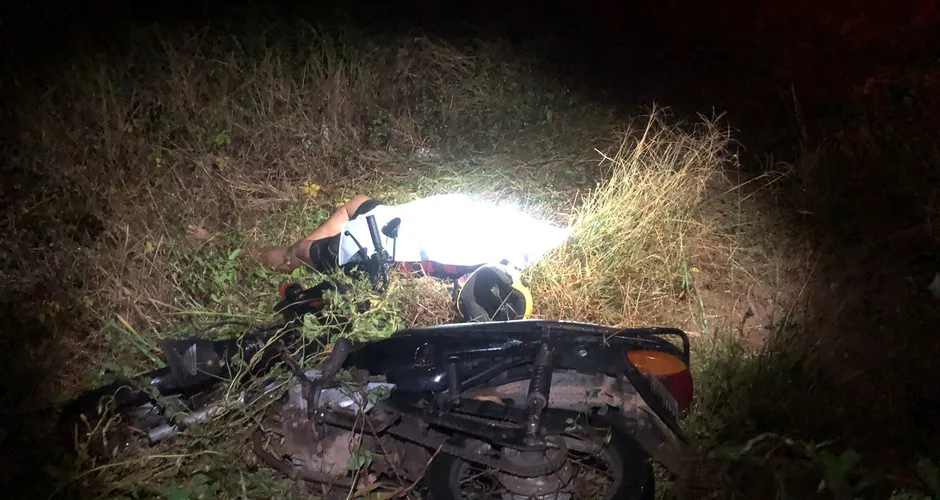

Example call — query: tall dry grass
[528,113,729,325]
[0,17,622,498]
[1,19,605,380]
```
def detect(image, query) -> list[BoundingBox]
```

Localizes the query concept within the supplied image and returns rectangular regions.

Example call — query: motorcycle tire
[424,413,655,500]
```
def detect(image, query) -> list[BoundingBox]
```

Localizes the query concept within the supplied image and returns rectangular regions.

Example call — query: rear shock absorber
[525,343,554,444]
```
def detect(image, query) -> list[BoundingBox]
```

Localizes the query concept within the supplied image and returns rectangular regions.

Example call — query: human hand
[255,245,295,273]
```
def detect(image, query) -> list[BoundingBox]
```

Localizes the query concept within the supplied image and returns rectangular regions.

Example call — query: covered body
[337,194,573,269]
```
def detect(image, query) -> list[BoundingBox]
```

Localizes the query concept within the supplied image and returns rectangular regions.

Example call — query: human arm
[257,195,372,272]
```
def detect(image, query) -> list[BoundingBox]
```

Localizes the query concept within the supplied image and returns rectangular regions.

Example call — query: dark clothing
[308,199,385,273]
[308,233,342,273]
[352,198,383,218]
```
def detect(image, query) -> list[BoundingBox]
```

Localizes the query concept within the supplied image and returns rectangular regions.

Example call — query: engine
[268,370,429,483]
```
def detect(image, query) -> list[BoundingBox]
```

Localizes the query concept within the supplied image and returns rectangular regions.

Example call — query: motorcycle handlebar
[364,214,391,292]
[365,215,384,256]
[342,215,390,291]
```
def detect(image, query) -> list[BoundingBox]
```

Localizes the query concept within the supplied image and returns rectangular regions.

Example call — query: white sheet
[337,194,572,269]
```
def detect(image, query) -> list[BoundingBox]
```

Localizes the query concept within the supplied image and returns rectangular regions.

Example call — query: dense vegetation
[1,2,937,498]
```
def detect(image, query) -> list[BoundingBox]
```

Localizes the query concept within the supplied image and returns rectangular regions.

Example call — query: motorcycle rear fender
[622,376,692,479]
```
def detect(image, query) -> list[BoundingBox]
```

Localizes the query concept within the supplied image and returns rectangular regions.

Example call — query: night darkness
[2,0,939,498]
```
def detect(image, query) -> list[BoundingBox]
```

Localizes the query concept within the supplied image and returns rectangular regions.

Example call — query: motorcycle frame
[304,318,692,477]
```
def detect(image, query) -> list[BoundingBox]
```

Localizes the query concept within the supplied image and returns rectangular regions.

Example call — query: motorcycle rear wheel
[424,413,655,500]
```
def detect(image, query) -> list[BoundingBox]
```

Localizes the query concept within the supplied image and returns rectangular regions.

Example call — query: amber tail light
[627,350,694,413]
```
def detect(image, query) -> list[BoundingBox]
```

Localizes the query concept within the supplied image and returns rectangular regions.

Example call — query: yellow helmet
[456,264,533,322]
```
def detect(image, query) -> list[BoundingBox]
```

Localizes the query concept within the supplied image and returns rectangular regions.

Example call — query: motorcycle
[60,215,694,499]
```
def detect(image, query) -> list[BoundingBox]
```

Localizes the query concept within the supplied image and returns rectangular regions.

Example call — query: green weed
[1,6,934,500]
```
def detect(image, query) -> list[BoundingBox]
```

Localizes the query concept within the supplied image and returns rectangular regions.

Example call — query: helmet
[456,264,533,322]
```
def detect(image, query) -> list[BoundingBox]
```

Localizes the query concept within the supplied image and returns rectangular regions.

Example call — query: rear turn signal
[627,350,693,413]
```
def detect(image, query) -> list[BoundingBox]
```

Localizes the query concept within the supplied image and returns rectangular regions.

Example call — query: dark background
[2,0,938,497]
[3,0,936,172]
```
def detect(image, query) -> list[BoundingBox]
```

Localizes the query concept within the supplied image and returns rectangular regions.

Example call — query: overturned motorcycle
[262,320,694,499]
[60,217,694,499]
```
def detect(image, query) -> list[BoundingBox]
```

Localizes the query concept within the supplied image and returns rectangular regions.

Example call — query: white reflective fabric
[337,194,572,268]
